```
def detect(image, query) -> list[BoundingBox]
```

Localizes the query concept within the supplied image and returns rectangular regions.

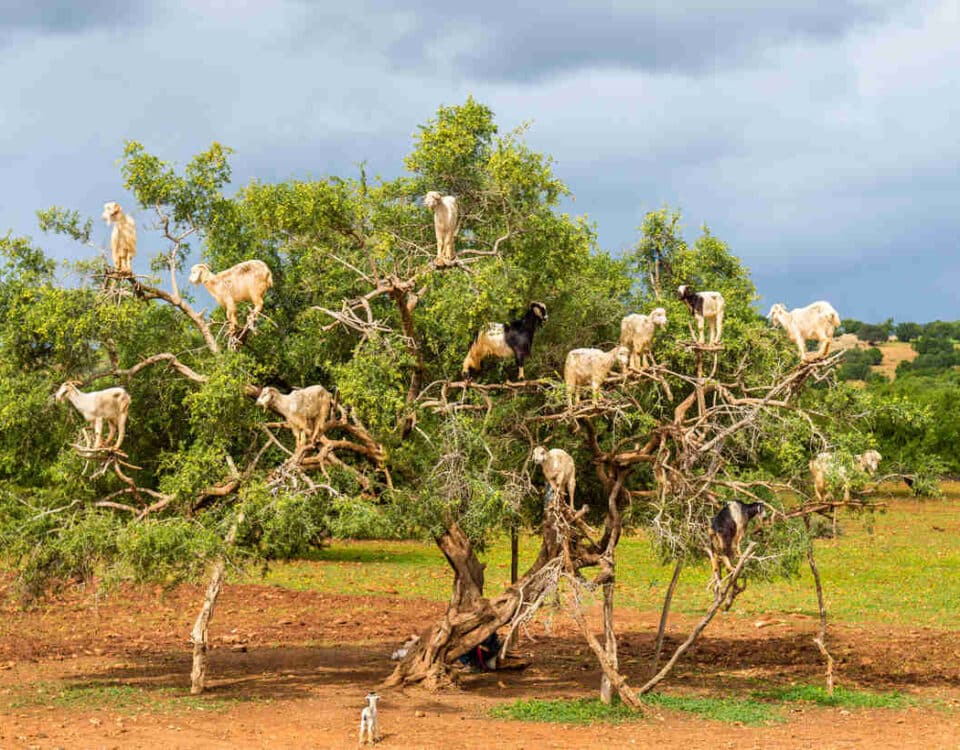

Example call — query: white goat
[810,450,882,505]
[678,285,725,344]
[102,201,136,274]
[564,346,628,406]
[532,446,576,506]
[189,260,273,335]
[424,191,459,265]
[256,385,333,449]
[619,307,667,371]
[55,382,131,450]
[358,692,381,745]
[768,301,841,361]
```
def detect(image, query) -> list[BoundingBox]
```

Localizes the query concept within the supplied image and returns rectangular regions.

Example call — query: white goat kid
[677,285,725,344]
[102,201,136,274]
[532,446,576,506]
[619,307,667,371]
[564,346,628,406]
[358,692,381,745]
[768,301,841,361]
[424,191,459,266]
[55,382,131,450]
[256,385,333,450]
[189,260,274,335]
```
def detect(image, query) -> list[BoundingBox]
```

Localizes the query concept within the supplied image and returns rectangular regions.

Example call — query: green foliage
[0,98,945,602]
[895,322,922,342]
[838,347,883,381]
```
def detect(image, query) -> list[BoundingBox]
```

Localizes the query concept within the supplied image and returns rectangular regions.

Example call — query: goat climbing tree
[0,99,925,699]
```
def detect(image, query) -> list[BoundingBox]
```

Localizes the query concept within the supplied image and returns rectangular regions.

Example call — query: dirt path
[2,581,959,748]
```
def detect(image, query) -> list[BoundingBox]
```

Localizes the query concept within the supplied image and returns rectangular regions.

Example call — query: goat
[708,500,765,584]
[424,191,459,266]
[189,260,273,335]
[462,302,548,381]
[768,301,841,361]
[55,382,131,450]
[102,201,136,274]
[358,692,381,745]
[677,285,725,344]
[532,446,576,506]
[564,345,628,406]
[810,450,882,505]
[810,450,881,538]
[256,385,333,449]
[619,307,667,371]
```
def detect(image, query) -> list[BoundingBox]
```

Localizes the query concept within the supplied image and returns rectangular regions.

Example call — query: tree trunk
[190,558,226,694]
[510,524,519,585]
[805,518,834,695]
[387,509,571,688]
[599,582,617,704]
[189,512,243,695]
[651,557,684,674]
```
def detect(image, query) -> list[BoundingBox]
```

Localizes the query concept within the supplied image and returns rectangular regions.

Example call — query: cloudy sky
[1,0,957,321]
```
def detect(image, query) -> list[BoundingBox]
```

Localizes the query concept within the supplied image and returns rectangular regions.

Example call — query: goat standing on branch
[462,302,548,381]
[424,191,459,266]
[678,285,725,344]
[768,301,841,361]
[619,308,667,371]
[707,500,765,589]
[256,385,333,450]
[189,260,273,337]
[55,382,131,450]
[564,345,628,406]
[532,446,576,506]
[102,201,136,274]
[810,450,881,505]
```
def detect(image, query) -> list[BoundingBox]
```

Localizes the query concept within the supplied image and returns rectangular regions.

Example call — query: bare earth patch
[1,580,959,748]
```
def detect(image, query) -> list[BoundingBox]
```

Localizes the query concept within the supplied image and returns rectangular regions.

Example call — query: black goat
[462,302,548,380]
[708,500,765,583]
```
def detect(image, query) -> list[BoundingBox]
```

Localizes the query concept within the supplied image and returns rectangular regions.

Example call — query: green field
[261,486,960,627]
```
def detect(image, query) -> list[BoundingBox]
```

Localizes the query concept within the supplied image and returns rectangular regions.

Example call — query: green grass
[6,681,250,713]
[259,490,960,628]
[754,684,912,709]
[490,695,782,726]
[491,686,914,726]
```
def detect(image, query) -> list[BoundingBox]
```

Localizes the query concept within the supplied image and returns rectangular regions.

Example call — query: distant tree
[840,318,863,335]
[922,320,956,340]
[856,324,887,344]
[838,347,883,381]
[895,322,922,342]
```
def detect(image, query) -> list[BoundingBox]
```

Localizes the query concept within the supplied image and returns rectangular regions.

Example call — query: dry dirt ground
[1,580,959,749]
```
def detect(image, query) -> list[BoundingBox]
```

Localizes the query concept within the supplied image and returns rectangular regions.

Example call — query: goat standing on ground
[708,500,765,586]
[563,345,628,406]
[256,385,333,450]
[677,285,725,344]
[462,302,548,381]
[532,446,576,506]
[424,191,459,266]
[358,692,381,745]
[102,202,136,274]
[55,382,131,450]
[189,260,273,336]
[768,301,841,361]
[619,307,667,371]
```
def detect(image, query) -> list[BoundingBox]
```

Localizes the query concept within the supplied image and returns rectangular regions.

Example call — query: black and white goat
[708,500,765,586]
[678,284,725,344]
[462,302,548,381]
